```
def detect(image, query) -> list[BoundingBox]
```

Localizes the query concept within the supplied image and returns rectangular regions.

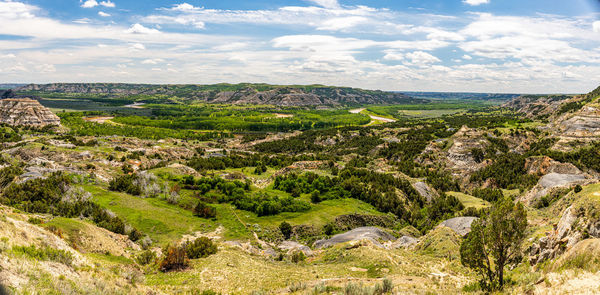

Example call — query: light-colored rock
[539,173,586,189]
[390,235,419,248]
[277,241,313,256]
[313,227,395,249]
[0,98,60,127]
[437,217,478,236]
[413,181,439,203]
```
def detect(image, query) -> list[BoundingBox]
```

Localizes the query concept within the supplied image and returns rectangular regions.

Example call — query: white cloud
[141,58,164,64]
[463,0,490,6]
[462,54,472,60]
[173,3,201,11]
[404,51,441,64]
[459,14,600,63]
[383,52,404,61]
[81,0,98,8]
[1,0,599,93]
[0,1,37,18]
[100,1,115,8]
[306,0,340,9]
[0,54,16,59]
[36,63,56,73]
[130,43,146,50]
[98,11,111,17]
[125,23,160,34]
[73,18,91,24]
[317,16,368,31]
[594,21,600,33]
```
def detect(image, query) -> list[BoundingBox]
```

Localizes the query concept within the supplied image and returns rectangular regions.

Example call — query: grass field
[397,109,466,118]
[83,181,391,246]
[447,192,490,209]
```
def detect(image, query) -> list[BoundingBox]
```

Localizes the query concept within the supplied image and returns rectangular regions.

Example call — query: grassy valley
[1,84,600,294]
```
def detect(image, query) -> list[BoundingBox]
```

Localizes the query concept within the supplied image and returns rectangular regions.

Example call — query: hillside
[16,83,422,107]
[1,84,600,294]
[0,98,61,127]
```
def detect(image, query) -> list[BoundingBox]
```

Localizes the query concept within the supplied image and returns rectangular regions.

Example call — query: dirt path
[349,108,396,124]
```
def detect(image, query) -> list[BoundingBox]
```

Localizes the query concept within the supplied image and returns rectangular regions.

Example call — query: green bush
[184,237,217,259]
[279,221,292,240]
[194,202,217,219]
[291,251,306,263]
[12,245,73,267]
[135,250,156,266]
[159,245,188,272]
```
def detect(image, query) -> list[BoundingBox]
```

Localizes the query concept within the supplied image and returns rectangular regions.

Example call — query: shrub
[159,245,188,272]
[12,245,73,267]
[288,282,307,292]
[109,174,141,195]
[135,250,157,266]
[291,251,306,263]
[311,190,321,203]
[575,185,583,193]
[27,217,43,225]
[0,166,22,189]
[279,221,292,240]
[184,237,218,259]
[128,228,143,242]
[194,202,217,219]
[166,192,180,205]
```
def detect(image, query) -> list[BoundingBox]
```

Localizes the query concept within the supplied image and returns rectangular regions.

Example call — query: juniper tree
[460,197,527,291]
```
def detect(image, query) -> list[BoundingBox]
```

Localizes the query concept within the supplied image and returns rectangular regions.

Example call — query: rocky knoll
[552,104,600,150]
[437,217,478,236]
[313,227,396,249]
[16,83,419,106]
[0,98,60,127]
[502,94,571,119]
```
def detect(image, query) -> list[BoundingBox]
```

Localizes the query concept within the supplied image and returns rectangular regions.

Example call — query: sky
[1,0,600,93]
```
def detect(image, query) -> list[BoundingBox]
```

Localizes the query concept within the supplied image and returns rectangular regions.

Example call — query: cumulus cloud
[594,21,600,33]
[130,43,146,50]
[2,0,600,93]
[81,0,114,9]
[405,51,441,64]
[125,23,160,34]
[100,1,115,8]
[98,11,111,17]
[173,3,201,11]
[141,58,164,64]
[463,0,490,6]
[81,0,98,8]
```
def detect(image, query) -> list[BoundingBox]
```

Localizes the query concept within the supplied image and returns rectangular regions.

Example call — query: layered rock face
[16,83,417,106]
[0,98,60,127]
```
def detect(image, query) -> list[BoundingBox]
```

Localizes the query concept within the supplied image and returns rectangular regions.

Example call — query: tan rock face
[0,98,60,127]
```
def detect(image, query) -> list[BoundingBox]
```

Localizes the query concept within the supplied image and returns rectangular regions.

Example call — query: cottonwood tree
[460,197,527,291]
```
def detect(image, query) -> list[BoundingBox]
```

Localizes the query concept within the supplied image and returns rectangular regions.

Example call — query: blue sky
[1,0,599,93]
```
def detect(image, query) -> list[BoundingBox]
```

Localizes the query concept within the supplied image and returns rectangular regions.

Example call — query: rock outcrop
[437,217,478,236]
[530,203,600,265]
[313,227,396,249]
[16,83,420,106]
[413,181,440,203]
[520,173,590,206]
[0,98,60,127]
[525,156,582,175]
[502,94,571,119]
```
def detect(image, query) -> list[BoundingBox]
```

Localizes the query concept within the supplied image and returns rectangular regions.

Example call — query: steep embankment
[0,98,61,127]
[16,83,421,106]
[503,86,600,151]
